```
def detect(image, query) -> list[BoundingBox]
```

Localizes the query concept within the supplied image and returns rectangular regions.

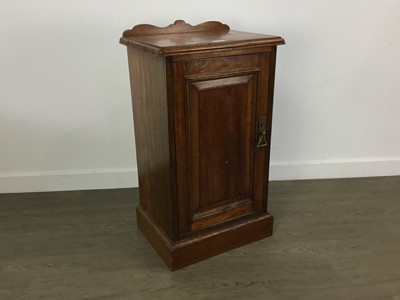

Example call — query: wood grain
[1,177,400,299]
[126,47,175,238]
[123,20,230,37]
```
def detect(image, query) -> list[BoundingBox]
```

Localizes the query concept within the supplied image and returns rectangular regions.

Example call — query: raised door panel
[188,74,257,231]
[172,53,271,236]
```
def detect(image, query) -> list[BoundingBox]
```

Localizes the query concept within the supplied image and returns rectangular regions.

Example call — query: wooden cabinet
[120,20,285,270]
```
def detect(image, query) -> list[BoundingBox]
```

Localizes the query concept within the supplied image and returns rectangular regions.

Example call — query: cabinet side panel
[127,47,173,237]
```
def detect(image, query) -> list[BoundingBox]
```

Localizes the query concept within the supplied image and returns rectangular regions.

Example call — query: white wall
[1,0,399,192]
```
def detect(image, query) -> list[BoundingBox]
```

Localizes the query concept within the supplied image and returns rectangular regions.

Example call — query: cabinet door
[172,53,271,235]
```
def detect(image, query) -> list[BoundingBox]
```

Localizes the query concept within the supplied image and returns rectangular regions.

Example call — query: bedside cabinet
[120,20,285,270]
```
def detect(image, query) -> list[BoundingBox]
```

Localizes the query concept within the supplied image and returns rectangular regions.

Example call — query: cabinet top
[119,20,285,55]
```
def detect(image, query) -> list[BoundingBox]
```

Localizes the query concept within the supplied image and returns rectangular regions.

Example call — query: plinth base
[136,205,273,270]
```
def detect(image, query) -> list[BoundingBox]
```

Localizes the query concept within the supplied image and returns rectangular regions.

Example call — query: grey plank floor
[1,176,400,300]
